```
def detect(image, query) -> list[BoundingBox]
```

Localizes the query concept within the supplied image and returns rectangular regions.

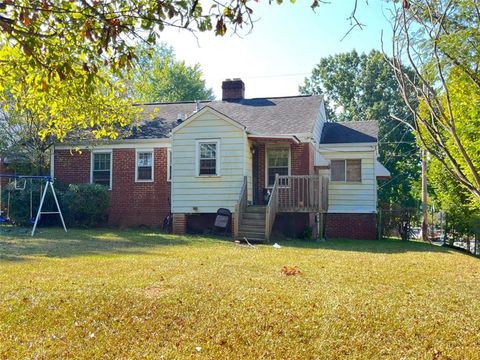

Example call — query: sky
[160,0,395,99]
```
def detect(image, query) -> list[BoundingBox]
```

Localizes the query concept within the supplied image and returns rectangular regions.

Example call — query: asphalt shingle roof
[129,95,324,139]
[320,121,378,144]
[128,96,378,145]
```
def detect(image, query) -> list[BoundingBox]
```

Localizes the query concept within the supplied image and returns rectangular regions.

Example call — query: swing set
[0,174,67,236]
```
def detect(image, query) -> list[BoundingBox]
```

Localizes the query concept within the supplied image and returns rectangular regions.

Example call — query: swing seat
[28,217,36,225]
[0,216,10,223]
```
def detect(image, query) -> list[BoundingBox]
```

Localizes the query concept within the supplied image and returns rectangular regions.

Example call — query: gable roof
[172,106,246,134]
[128,95,324,139]
[320,121,378,144]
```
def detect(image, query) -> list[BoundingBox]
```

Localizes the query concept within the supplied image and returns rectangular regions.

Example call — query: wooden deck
[265,174,329,241]
[234,174,329,242]
[275,175,329,213]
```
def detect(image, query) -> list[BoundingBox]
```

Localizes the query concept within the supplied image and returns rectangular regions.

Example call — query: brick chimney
[222,78,245,101]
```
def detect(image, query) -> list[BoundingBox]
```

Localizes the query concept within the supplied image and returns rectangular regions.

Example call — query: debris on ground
[234,238,256,248]
[281,265,301,276]
[273,243,282,249]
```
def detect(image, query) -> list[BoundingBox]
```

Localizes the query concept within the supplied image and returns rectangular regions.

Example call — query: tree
[0,43,140,173]
[0,0,326,83]
[128,44,214,103]
[428,157,478,241]
[0,0,366,144]
[300,50,420,207]
[389,0,480,207]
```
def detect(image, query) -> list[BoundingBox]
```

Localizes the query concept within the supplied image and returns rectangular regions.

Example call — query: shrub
[1,182,110,227]
[0,181,58,226]
[62,184,110,227]
[301,225,313,240]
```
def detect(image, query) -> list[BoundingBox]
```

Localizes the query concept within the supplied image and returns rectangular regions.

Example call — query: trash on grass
[273,243,282,249]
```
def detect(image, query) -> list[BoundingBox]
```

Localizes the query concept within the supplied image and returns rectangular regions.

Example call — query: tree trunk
[421,149,429,242]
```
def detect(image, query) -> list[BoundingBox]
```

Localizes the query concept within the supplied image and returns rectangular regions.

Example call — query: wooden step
[241,217,265,225]
[240,224,265,233]
[245,206,266,213]
[243,212,266,220]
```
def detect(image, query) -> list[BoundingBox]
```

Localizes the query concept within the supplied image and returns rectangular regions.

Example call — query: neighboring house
[53,79,390,240]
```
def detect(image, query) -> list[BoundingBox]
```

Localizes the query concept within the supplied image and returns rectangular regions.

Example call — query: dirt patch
[143,286,174,299]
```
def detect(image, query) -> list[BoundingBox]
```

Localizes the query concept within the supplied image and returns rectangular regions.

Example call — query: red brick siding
[255,142,314,203]
[54,148,171,227]
[326,213,377,240]
[54,150,91,184]
[291,143,314,175]
[173,213,187,234]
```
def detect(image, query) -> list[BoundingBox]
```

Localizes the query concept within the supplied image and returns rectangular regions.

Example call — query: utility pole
[421,149,429,242]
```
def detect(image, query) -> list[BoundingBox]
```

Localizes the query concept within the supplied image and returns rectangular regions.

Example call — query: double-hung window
[197,140,219,176]
[136,150,154,181]
[92,151,112,188]
[331,159,361,182]
[266,148,290,187]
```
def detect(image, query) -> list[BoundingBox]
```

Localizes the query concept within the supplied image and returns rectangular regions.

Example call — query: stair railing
[265,174,280,242]
[233,176,248,238]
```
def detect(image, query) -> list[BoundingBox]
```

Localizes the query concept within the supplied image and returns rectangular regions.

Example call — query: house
[52,79,390,240]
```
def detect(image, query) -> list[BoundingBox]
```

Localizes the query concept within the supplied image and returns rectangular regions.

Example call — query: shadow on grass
[0,227,228,262]
[276,237,457,255]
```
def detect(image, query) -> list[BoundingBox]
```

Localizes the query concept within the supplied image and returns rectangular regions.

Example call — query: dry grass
[1,229,479,359]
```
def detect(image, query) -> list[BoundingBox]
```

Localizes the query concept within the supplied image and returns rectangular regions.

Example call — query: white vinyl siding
[172,110,246,213]
[320,146,376,213]
[312,101,327,144]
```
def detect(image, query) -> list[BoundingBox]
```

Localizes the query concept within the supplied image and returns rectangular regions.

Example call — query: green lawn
[1,229,479,359]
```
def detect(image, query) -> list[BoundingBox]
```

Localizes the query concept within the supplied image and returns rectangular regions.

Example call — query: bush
[62,184,110,227]
[301,226,313,240]
[0,181,55,226]
[0,182,110,228]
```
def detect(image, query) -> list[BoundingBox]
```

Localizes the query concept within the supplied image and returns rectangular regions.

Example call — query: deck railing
[265,174,279,242]
[233,176,248,238]
[276,175,329,213]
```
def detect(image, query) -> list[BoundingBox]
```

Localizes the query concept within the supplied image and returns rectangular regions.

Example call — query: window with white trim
[331,159,361,182]
[92,152,112,188]
[136,150,154,181]
[197,141,219,176]
[266,148,290,187]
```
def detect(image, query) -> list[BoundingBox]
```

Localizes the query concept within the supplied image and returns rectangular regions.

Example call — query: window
[197,140,219,176]
[167,149,172,181]
[266,148,290,187]
[331,159,361,182]
[136,150,154,181]
[92,152,112,188]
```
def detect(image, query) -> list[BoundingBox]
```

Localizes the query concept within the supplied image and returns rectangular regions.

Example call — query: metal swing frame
[0,174,67,236]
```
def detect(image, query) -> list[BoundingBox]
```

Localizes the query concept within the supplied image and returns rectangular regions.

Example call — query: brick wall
[255,142,314,203]
[291,142,314,175]
[54,150,91,184]
[173,213,187,234]
[54,148,171,227]
[325,213,377,240]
